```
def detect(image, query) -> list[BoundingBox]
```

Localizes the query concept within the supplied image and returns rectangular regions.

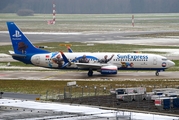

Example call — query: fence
[41,84,179,115]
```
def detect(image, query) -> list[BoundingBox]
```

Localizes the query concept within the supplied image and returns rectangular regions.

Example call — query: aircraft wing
[75,63,118,76]
[75,63,107,69]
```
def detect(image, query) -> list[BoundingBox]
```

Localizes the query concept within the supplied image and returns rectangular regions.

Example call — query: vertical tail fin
[6,22,50,54]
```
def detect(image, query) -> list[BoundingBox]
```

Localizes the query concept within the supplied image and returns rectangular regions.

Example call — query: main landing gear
[88,69,93,77]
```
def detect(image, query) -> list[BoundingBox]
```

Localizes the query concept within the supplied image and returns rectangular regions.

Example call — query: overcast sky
[1,0,179,14]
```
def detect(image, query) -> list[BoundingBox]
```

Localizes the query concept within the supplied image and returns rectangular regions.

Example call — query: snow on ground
[0,53,11,57]
[0,31,82,35]
[0,99,178,120]
[86,38,179,46]
[141,48,179,54]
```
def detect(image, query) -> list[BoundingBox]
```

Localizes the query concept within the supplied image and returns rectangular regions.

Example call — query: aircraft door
[153,56,157,65]
[35,56,40,64]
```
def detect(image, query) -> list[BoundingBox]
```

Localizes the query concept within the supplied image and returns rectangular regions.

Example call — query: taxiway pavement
[0,70,178,81]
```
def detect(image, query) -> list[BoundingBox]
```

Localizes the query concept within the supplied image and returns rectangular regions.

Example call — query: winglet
[67,46,73,53]
[60,51,64,55]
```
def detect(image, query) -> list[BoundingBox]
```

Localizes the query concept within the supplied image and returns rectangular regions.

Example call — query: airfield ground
[1,13,179,119]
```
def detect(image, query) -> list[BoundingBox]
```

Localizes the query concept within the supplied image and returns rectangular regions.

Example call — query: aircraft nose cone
[169,60,175,67]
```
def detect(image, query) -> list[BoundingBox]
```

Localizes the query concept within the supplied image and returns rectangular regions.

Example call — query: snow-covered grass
[1,13,179,32]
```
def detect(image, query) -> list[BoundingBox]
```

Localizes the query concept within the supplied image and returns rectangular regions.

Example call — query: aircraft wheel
[155,71,159,76]
[88,70,93,77]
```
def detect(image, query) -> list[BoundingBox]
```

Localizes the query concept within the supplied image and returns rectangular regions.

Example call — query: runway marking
[0,74,7,76]
[41,75,54,80]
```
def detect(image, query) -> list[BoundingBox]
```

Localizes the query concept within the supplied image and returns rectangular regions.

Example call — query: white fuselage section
[30,52,175,70]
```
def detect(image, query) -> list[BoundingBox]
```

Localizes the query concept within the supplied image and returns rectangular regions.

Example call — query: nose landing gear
[155,70,164,76]
[155,71,159,76]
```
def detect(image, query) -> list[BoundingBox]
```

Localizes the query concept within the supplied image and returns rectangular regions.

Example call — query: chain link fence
[40,83,179,115]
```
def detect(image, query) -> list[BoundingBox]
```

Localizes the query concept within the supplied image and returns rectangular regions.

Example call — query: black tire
[155,71,159,76]
[88,70,93,77]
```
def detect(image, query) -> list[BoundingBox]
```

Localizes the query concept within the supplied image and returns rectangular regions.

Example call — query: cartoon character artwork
[99,54,114,63]
[121,62,134,68]
[71,57,78,63]
[52,54,64,68]
[79,55,89,63]
[130,62,134,67]
[71,55,98,63]
[18,42,28,54]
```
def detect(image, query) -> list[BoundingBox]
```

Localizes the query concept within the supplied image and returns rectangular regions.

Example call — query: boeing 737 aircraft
[7,22,175,76]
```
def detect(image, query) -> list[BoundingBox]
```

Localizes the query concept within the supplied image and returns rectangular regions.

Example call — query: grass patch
[1,13,179,32]
[0,80,179,97]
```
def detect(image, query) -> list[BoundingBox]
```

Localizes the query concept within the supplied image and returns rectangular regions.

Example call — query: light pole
[94,86,97,96]
[81,87,84,97]
[103,87,106,95]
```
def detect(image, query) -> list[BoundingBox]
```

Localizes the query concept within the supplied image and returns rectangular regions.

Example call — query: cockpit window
[162,58,167,61]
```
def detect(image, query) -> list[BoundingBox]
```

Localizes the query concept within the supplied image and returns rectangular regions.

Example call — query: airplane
[7,22,175,77]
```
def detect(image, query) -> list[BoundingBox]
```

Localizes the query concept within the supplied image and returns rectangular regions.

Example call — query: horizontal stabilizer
[9,51,26,57]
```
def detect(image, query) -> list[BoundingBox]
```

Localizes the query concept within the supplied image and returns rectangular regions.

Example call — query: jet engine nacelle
[100,65,118,75]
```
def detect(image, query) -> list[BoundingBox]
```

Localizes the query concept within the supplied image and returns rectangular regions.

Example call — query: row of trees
[0,0,179,14]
